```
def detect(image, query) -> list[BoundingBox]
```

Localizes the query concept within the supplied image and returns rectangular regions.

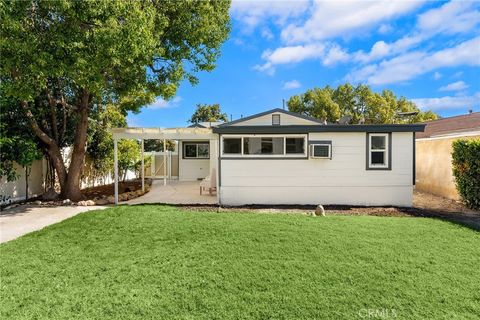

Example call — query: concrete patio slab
[127,180,217,205]
[0,204,108,243]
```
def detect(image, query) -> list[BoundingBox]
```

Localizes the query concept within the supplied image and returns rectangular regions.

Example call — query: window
[286,138,305,154]
[272,114,280,126]
[223,138,242,154]
[244,137,284,155]
[310,144,331,159]
[183,142,209,159]
[221,135,306,157]
[367,133,390,169]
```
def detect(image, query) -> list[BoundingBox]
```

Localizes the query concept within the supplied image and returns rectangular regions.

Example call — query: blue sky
[128,0,480,128]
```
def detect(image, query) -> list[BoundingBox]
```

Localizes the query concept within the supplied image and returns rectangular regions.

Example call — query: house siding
[219,132,413,206]
[231,112,320,126]
[178,141,210,181]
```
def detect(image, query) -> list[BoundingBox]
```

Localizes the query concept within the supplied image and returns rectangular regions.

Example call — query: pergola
[110,127,217,205]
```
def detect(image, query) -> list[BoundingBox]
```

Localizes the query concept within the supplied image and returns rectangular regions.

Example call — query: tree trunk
[62,90,90,201]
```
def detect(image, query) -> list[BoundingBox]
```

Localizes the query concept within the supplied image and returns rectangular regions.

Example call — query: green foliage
[288,83,439,124]
[117,139,140,182]
[0,94,42,182]
[452,139,480,209]
[189,103,228,123]
[1,206,479,319]
[144,140,176,152]
[0,0,231,196]
[86,105,127,179]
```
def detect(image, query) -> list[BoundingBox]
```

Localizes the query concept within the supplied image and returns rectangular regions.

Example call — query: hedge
[452,139,480,210]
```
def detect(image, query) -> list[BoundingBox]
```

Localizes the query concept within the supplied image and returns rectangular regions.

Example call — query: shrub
[452,139,480,209]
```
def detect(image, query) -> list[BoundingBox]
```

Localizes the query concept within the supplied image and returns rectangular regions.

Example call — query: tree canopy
[0,0,231,200]
[189,103,228,123]
[287,84,438,124]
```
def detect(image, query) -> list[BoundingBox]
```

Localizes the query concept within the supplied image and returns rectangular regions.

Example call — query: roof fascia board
[213,124,426,134]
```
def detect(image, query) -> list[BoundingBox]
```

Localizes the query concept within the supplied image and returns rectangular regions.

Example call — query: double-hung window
[367,133,390,169]
[183,142,209,159]
[221,135,306,158]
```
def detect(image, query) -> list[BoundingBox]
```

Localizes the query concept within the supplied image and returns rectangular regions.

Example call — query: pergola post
[163,138,167,186]
[114,138,118,205]
[141,139,145,192]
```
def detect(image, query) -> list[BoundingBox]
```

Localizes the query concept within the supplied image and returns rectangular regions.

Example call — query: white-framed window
[367,133,390,169]
[183,141,209,159]
[221,135,307,158]
[310,144,331,159]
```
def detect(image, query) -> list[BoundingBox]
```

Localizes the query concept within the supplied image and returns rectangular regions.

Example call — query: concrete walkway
[0,205,107,243]
[127,180,217,205]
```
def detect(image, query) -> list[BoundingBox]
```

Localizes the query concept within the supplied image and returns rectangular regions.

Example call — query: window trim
[220,134,307,158]
[182,141,210,159]
[366,133,391,170]
[310,144,332,159]
[272,114,281,126]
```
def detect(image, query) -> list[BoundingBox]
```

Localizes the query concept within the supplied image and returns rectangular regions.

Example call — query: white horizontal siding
[232,112,319,126]
[220,186,413,206]
[178,141,210,181]
[219,132,414,206]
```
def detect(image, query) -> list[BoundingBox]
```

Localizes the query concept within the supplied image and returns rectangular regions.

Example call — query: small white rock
[34,200,42,205]
[315,205,326,217]
[85,200,95,206]
[62,199,72,205]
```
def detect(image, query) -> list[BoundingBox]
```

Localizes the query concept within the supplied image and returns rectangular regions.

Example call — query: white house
[111,108,425,207]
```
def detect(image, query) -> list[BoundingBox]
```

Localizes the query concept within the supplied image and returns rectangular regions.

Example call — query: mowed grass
[1,206,479,319]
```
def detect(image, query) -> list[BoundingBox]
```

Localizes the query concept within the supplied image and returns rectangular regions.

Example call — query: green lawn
[1,206,479,319]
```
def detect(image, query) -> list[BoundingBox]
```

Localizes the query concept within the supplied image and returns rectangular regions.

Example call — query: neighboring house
[112,108,424,207]
[415,112,480,200]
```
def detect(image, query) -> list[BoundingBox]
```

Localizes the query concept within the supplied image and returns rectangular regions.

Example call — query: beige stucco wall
[416,134,480,200]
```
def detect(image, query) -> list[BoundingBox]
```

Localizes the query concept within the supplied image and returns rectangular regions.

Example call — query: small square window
[272,114,280,126]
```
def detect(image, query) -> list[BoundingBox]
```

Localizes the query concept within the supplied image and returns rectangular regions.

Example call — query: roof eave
[213,124,426,134]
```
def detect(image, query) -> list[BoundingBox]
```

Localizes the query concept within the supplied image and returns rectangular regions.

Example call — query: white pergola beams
[110,127,216,205]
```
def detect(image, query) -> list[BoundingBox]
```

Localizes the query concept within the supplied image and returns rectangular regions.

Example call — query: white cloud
[254,42,351,74]
[417,1,480,35]
[347,37,480,85]
[261,28,274,40]
[145,96,182,109]
[411,92,480,111]
[230,0,309,32]
[433,72,442,80]
[323,45,350,66]
[353,1,480,64]
[439,81,469,92]
[378,24,393,34]
[281,0,424,43]
[283,80,301,90]
[254,43,326,74]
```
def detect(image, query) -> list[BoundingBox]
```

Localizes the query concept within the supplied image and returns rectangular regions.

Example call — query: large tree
[288,83,438,124]
[0,0,231,200]
[189,103,228,123]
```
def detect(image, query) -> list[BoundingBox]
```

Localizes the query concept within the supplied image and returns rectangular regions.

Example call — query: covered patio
[127,180,217,205]
[111,127,219,205]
